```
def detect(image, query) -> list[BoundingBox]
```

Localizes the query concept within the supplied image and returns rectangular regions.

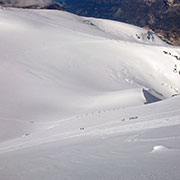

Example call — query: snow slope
[0,7,180,180]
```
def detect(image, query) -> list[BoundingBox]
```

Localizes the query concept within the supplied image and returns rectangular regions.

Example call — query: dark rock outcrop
[0,0,64,10]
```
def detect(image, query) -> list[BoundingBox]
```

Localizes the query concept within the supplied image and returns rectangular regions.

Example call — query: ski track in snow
[0,108,180,154]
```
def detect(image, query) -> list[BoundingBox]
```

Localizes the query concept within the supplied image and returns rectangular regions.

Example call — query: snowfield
[0,7,180,180]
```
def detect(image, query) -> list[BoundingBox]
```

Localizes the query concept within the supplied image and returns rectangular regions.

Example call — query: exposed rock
[64,0,180,46]
[0,0,64,10]
[0,0,179,45]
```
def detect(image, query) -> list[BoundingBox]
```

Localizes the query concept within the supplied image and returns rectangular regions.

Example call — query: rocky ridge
[64,0,180,46]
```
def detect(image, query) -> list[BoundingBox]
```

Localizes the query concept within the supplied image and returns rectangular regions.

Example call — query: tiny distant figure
[173,65,177,73]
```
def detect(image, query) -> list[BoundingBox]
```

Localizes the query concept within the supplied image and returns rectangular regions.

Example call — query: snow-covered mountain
[0,7,180,180]
[63,0,180,46]
[1,0,180,45]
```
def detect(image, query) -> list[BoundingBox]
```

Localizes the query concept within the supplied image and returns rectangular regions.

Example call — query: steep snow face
[0,8,180,180]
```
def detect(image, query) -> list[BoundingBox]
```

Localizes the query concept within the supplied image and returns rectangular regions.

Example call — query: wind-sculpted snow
[0,8,180,180]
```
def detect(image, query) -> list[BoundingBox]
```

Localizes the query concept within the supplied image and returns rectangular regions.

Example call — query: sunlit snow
[0,7,180,180]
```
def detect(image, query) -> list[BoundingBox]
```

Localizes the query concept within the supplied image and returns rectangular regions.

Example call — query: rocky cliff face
[64,0,180,45]
[0,0,63,10]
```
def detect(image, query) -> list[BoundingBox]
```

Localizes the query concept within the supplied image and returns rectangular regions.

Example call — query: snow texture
[0,7,180,180]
